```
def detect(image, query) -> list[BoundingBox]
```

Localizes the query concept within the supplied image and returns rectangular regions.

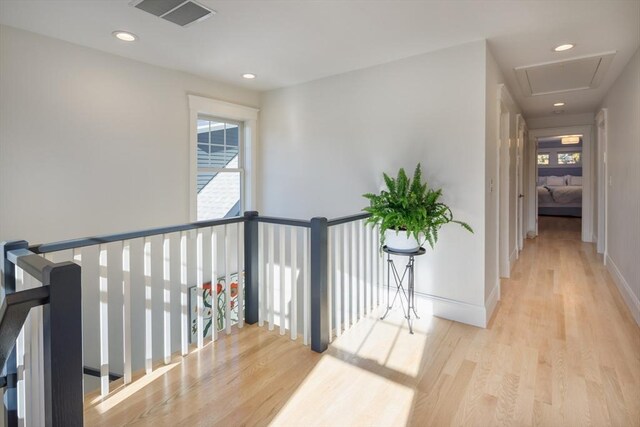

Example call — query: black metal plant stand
[380,245,426,334]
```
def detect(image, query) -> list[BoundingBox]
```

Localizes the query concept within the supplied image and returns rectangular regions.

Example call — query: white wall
[0,25,260,244]
[526,112,595,130]
[260,41,489,325]
[0,25,259,394]
[484,48,501,311]
[599,47,640,324]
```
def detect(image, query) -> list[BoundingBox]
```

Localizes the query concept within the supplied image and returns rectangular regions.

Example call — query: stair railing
[0,210,382,426]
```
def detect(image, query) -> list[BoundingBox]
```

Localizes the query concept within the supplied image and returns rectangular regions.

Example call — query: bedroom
[536,134,583,219]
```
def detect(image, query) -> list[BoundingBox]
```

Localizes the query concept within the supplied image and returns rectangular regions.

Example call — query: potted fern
[363,164,473,252]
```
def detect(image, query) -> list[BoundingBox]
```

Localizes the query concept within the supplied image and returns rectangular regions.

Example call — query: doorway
[527,126,594,242]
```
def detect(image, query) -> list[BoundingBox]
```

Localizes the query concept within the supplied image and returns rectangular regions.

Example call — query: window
[189,95,258,222]
[196,116,243,220]
[557,152,581,165]
[537,153,549,165]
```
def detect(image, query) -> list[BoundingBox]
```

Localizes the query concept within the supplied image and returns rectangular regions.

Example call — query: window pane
[558,152,580,165]
[197,171,241,220]
[197,118,240,169]
[537,154,549,165]
[197,120,210,143]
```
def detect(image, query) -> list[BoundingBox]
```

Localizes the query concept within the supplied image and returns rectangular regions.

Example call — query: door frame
[596,109,608,260]
[528,125,594,242]
[497,85,516,279]
[515,114,527,253]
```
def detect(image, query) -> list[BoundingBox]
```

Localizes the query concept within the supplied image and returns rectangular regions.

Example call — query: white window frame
[188,95,259,221]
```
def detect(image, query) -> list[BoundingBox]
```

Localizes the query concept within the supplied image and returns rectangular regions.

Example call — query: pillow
[568,175,583,186]
[537,176,546,186]
[546,175,565,186]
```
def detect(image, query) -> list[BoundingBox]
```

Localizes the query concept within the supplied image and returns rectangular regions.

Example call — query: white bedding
[537,186,554,204]
[546,185,582,204]
[538,184,582,207]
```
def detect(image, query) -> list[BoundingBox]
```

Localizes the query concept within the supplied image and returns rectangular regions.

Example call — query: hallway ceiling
[1,0,638,118]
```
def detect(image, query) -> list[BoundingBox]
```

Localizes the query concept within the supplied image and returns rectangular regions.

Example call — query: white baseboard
[414,290,494,329]
[606,254,640,326]
[485,281,500,324]
[509,248,517,271]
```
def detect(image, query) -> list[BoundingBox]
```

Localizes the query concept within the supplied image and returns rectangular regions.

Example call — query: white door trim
[528,125,594,242]
[187,95,259,221]
[596,109,608,260]
[515,114,527,253]
[497,84,516,279]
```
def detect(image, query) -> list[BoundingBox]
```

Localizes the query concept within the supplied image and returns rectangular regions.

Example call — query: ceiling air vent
[514,52,616,97]
[132,0,215,27]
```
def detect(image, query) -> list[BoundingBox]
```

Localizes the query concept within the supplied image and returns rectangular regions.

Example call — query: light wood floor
[84,216,640,426]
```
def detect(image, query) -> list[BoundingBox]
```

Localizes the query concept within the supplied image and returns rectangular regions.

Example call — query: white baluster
[258,223,265,327]
[344,223,351,329]
[328,227,333,342]
[268,224,275,331]
[15,267,25,426]
[279,225,286,335]
[163,235,171,363]
[122,241,132,383]
[237,222,244,328]
[211,228,219,341]
[196,231,204,349]
[180,232,188,356]
[303,228,309,345]
[359,220,365,319]
[335,226,342,338]
[368,224,373,314]
[99,244,110,395]
[143,239,152,374]
[351,222,358,322]
[290,227,298,340]
[224,224,232,335]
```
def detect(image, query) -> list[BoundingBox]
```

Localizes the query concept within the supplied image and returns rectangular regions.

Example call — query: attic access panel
[132,0,215,27]
[515,52,616,96]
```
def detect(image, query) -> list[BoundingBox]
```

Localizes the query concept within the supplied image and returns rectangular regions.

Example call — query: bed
[537,174,582,217]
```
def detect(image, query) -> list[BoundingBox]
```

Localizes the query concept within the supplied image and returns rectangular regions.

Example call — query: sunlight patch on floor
[269,354,415,427]
[330,301,434,378]
[88,361,181,414]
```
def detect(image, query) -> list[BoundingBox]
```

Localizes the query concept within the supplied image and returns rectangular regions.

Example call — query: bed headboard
[538,167,582,177]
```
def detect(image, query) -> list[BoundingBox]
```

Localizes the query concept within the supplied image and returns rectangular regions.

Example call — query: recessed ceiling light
[112,31,138,42]
[553,102,565,107]
[242,73,257,79]
[553,43,574,52]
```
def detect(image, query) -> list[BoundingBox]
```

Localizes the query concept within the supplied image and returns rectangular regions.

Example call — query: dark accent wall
[539,167,582,177]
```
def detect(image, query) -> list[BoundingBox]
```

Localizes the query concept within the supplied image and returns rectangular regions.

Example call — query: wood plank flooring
[84,216,640,426]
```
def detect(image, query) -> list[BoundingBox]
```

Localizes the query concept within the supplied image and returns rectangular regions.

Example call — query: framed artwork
[189,272,243,343]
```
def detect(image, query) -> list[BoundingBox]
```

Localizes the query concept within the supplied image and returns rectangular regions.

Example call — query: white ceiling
[1,0,638,118]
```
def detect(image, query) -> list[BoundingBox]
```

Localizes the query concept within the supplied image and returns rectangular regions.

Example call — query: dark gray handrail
[83,366,121,382]
[1,241,83,426]
[28,211,370,254]
[327,212,370,226]
[256,216,311,228]
[0,286,51,371]
[29,216,245,254]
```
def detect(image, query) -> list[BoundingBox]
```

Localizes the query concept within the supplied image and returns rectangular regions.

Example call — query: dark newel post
[42,262,83,427]
[244,211,259,324]
[1,240,28,427]
[310,217,329,353]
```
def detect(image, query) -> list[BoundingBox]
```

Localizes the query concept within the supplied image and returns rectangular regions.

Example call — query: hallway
[84,216,640,426]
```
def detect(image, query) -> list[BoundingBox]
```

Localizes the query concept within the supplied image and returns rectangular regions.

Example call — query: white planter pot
[384,229,420,253]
